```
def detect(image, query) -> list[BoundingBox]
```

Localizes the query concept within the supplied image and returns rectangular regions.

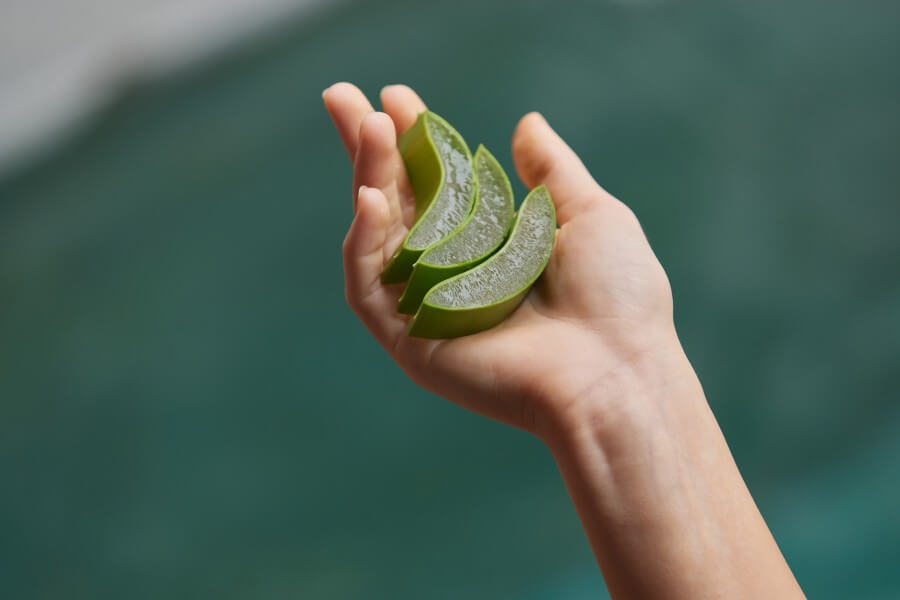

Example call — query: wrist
[534,326,703,454]
[533,329,805,599]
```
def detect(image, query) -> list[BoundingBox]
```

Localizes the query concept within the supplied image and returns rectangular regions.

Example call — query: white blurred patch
[0,0,339,176]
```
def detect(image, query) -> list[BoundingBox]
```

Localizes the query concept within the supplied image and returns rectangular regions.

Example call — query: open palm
[324,83,675,437]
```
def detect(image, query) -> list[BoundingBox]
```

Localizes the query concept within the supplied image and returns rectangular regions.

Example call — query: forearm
[541,336,805,599]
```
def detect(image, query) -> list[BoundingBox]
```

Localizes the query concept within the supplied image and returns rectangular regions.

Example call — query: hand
[323,82,678,440]
[323,82,805,599]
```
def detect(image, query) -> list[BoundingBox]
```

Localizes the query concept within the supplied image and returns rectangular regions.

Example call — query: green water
[1,0,898,598]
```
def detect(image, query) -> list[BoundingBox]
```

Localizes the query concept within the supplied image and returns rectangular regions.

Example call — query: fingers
[343,186,407,345]
[352,112,400,204]
[352,112,409,233]
[511,112,614,224]
[343,186,388,304]
[323,82,375,159]
[378,85,427,228]
[380,85,428,136]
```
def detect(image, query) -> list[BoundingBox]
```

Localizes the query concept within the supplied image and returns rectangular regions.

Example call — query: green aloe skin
[381,111,476,284]
[396,145,515,314]
[407,185,557,339]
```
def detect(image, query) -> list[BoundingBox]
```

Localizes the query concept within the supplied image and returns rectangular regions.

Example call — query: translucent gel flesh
[406,117,474,250]
[421,149,513,266]
[425,188,555,308]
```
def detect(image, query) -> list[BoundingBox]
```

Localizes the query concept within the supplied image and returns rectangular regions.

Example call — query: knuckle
[341,230,355,255]
[343,286,356,310]
[518,149,555,185]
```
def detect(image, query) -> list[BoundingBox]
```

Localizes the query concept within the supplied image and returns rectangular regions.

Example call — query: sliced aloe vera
[396,145,515,314]
[381,111,476,283]
[408,185,556,339]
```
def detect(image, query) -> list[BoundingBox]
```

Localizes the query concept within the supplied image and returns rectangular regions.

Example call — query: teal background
[2,0,899,597]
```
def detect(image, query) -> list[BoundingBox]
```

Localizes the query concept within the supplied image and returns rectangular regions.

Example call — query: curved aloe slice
[396,145,515,314]
[408,185,556,339]
[381,111,476,283]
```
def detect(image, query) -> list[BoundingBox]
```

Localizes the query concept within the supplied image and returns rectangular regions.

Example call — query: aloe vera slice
[381,111,476,283]
[396,145,515,314]
[407,185,556,339]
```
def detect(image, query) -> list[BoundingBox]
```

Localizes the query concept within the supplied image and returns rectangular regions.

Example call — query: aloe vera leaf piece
[407,185,556,339]
[396,145,515,314]
[380,111,476,284]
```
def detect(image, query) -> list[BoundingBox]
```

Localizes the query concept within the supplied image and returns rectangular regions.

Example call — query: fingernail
[358,185,367,197]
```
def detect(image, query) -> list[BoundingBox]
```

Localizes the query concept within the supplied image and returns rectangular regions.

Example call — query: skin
[323,82,806,599]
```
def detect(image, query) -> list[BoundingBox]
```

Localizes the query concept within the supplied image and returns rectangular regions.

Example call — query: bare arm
[545,341,804,598]
[323,81,805,599]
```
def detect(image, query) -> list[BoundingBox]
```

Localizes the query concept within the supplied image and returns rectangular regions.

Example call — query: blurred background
[1,0,898,597]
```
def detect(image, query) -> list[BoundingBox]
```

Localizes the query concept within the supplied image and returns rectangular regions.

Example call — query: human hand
[323,82,680,441]
[324,82,805,599]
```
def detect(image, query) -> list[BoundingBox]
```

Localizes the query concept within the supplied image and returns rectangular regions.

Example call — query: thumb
[511,112,613,224]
